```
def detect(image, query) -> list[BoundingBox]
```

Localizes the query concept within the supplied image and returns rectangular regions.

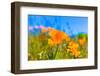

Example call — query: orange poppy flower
[68,41,80,57]
[78,38,86,46]
[48,29,63,45]
[47,27,54,31]
[48,28,70,46]
[49,29,58,37]
[62,32,70,42]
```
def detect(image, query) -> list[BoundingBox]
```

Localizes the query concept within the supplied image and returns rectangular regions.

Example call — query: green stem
[47,47,54,59]
[53,45,59,59]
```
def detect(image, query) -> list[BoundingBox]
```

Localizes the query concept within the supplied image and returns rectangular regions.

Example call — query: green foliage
[28,33,88,60]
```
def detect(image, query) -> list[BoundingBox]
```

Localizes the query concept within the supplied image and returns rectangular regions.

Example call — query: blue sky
[28,15,88,36]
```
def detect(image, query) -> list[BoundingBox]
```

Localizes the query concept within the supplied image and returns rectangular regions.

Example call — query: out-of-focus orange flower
[68,41,78,48]
[47,27,54,31]
[49,30,64,45]
[41,28,48,33]
[68,41,80,57]
[49,29,58,37]
[48,28,71,46]
[62,32,70,42]
[72,50,80,58]
[53,31,64,44]
[78,38,86,46]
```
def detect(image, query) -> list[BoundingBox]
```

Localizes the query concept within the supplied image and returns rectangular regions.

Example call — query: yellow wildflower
[48,39,55,46]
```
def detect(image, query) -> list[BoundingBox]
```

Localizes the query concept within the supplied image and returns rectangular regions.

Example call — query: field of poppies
[28,25,88,60]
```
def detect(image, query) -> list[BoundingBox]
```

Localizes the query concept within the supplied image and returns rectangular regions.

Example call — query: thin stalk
[53,45,59,59]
